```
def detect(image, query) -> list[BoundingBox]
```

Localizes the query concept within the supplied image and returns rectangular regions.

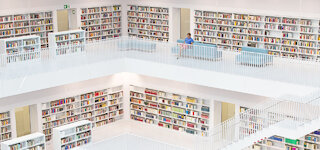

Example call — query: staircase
[210,94,320,150]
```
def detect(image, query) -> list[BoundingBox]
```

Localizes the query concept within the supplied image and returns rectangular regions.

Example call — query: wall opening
[57,8,77,32]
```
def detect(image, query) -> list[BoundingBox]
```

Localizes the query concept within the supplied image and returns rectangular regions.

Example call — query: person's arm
[191,39,194,45]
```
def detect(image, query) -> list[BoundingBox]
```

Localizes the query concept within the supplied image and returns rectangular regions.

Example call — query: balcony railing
[1,36,320,88]
[211,90,320,150]
[1,37,320,149]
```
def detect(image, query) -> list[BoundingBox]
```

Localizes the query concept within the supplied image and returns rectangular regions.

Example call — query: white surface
[0,57,316,101]
[1,132,44,150]
[52,120,92,150]
[0,36,41,54]
[53,120,90,131]
[222,118,320,150]
[48,29,85,52]
[125,58,317,98]
[82,133,188,150]
[91,119,200,149]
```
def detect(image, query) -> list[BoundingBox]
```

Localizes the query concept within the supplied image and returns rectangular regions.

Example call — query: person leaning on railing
[178,33,194,59]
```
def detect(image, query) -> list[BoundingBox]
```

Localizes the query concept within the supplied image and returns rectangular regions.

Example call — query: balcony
[0,37,319,98]
[1,37,320,150]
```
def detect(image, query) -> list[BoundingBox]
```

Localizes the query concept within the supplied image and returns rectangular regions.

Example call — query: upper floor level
[0,37,318,100]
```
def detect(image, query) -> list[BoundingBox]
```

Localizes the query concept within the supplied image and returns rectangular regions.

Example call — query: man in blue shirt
[184,33,194,44]
[177,33,194,59]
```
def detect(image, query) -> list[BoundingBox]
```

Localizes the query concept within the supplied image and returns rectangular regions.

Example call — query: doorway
[172,8,191,42]
[221,102,235,122]
[15,104,39,137]
[57,8,78,32]
[15,106,31,137]
[180,8,190,39]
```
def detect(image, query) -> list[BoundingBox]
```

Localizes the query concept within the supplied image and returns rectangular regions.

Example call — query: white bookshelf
[0,111,12,145]
[194,10,320,60]
[48,30,86,56]
[80,5,122,42]
[1,132,45,150]
[0,11,53,48]
[53,120,92,150]
[246,129,320,150]
[127,5,169,42]
[0,35,41,63]
[129,85,213,137]
[41,86,124,142]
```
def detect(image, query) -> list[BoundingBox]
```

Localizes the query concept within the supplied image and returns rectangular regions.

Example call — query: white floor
[82,133,188,150]
[50,119,209,150]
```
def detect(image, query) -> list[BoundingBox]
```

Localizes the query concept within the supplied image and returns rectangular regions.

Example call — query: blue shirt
[185,37,194,44]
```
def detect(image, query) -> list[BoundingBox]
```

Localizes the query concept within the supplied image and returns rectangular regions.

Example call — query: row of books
[81,6,121,14]
[197,11,319,26]
[42,87,123,141]
[130,86,211,136]
[81,5,122,40]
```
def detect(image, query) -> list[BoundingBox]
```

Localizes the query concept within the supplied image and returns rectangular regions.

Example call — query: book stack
[81,5,122,42]
[194,10,320,60]
[129,85,212,137]
[41,86,124,142]
[127,5,169,42]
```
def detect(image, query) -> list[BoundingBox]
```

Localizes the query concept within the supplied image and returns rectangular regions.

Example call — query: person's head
[187,33,191,38]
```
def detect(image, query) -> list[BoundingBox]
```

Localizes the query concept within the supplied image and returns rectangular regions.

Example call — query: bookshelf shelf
[0,35,41,64]
[41,86,124,142]
[246,129,320,150]
[194,10,320,60]
[0,11,53,48]
[1,133,45,150]
[0,111,12,145]
[48,30,86,56]
[53,120,92,150]
[130,85,213,137]
[127,5,169,42]
[81,5,122,42]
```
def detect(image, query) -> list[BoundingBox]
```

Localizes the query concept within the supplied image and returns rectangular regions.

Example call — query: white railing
[3,50,41,64]
[119,37,320,87]
[1,37,320,149]
[1,36,320,87]
[212,92,320,150]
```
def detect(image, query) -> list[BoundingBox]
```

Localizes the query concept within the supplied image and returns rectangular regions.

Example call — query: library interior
[0,0,319,149]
